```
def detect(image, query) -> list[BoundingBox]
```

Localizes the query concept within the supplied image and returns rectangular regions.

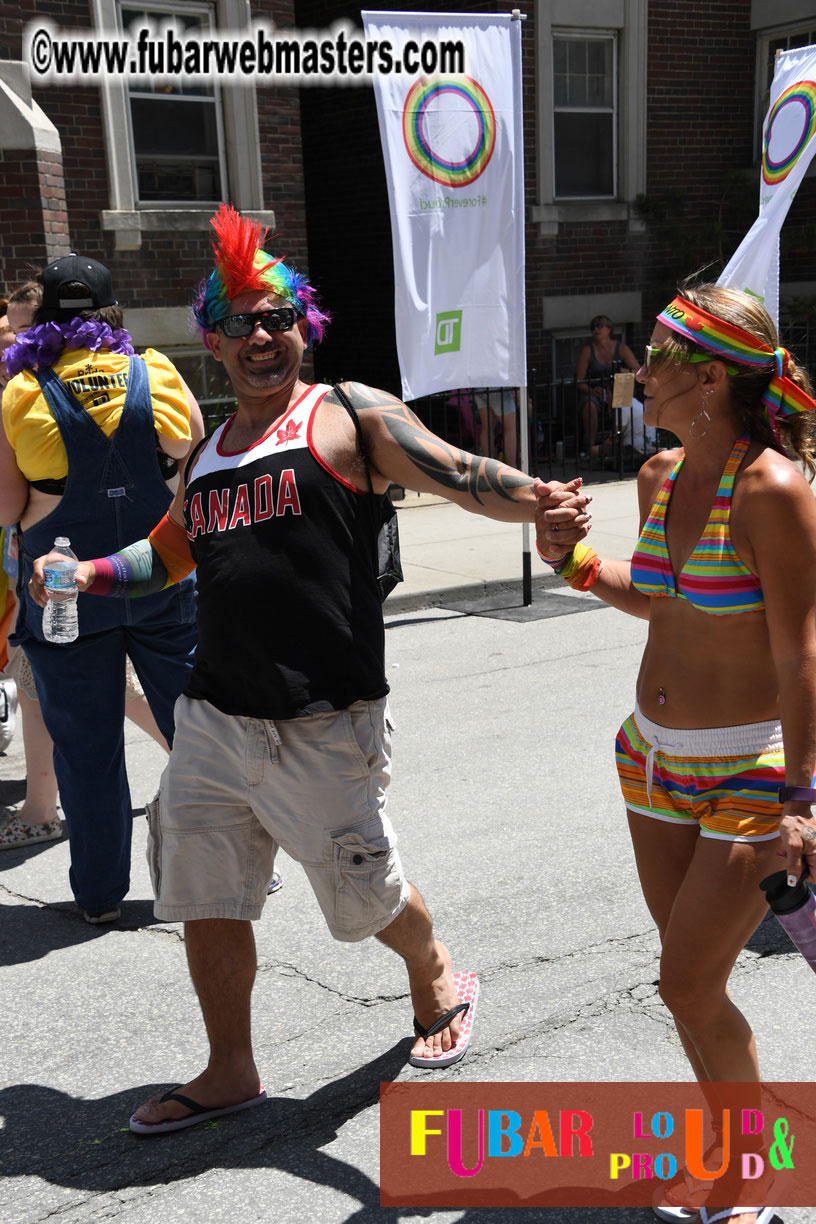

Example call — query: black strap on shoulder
[332,383,374,497]
[183,435,209,485]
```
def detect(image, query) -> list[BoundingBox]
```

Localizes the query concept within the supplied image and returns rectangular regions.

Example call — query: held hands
[533,477,592,559]
[778,809,816,885]
[29,556,96,607]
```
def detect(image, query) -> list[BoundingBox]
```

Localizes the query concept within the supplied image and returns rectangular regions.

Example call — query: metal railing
[408,374,664,485]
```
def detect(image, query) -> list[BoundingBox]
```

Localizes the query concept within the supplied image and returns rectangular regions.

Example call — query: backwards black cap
[40,253,117,318]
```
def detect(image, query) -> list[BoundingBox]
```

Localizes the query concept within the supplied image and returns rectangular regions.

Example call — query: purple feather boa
[2,317,136,377]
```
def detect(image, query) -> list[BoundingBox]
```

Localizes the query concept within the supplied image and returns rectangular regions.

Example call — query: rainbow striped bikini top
[630,434,764,614]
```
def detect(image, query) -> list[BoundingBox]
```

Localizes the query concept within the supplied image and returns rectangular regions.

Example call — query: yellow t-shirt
[2,347,191,482]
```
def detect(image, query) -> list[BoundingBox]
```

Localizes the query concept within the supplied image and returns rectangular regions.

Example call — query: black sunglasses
[216,307,297,338]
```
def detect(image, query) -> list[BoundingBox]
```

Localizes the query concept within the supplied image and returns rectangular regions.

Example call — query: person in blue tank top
[30,206,592,1134]
[0,254,203,923]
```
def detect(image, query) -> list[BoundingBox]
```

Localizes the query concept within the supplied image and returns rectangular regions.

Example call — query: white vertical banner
[718,44,816,324]
[361,10,525,402]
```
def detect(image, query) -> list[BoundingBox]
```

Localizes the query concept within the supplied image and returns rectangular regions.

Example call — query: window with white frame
[121,3,226,204]
[532,0,647,236]
[553,34,616,199]
[92,0,271,249]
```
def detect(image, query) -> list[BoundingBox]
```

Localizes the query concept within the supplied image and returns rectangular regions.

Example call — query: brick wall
[0,146,70,290]
[1,0,309,314]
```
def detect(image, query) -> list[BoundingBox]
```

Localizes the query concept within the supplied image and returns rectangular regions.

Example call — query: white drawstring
[644,732,679,806]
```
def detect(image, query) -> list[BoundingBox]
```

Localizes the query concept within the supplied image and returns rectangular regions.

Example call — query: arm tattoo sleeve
[86,538,170,599]
[86,514,194,598]
[341,382,531,505]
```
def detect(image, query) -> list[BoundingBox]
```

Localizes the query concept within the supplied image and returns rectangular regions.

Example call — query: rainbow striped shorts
[615,705,787,842]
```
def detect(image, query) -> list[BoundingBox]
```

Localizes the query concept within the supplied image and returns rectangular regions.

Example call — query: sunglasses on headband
[215,306,297,338]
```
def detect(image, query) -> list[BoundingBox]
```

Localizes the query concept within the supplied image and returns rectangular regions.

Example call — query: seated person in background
[575,315,640,458]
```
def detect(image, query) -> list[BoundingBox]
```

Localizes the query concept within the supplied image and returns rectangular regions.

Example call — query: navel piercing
[658,687,666,706]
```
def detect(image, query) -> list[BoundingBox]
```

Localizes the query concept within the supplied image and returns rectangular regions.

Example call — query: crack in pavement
[0,881,53,908]
[0,880,184,943]
[259,960,407,1007]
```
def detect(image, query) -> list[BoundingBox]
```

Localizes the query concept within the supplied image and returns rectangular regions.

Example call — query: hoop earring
[689,387,714,439]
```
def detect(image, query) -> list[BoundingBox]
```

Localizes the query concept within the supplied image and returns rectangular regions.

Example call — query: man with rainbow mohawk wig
[31,205,591,1135]
[192,204,330,350]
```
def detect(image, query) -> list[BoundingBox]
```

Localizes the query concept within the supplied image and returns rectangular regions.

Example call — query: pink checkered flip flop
[408,969,479,1069]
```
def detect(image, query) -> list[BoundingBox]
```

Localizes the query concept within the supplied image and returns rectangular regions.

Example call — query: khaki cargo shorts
[146,694,409,939]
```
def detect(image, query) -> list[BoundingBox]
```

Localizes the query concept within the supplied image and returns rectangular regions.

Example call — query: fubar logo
[434,310,462,355]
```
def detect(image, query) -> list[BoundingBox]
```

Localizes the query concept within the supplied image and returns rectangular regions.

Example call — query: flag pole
[519,385,532,605]
[511,9,531,606]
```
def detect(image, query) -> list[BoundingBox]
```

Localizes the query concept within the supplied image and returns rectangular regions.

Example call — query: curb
[383,572,564,616]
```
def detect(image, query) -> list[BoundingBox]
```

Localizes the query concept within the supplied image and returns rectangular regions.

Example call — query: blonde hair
[654,283,816,479]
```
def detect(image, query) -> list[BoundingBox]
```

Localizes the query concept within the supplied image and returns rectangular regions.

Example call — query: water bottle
[760,869,816,975]
[42,537,79,644]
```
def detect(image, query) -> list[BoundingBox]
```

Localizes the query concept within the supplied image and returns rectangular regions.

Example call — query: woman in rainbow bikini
[534,284,816,1224]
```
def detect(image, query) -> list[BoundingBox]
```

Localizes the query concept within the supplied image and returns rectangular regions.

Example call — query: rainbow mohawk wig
[192,204,329,349]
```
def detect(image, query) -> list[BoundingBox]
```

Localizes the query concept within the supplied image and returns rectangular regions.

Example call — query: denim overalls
[14,354,197,915]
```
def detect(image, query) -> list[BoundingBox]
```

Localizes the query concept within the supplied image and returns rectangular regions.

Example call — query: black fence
[409,374,664,486]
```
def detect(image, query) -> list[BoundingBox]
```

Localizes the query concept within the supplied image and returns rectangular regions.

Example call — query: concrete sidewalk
[388,476,640,612]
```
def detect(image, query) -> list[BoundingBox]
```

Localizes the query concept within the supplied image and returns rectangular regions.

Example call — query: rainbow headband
[657,296,816,440]
[192,204,329,349]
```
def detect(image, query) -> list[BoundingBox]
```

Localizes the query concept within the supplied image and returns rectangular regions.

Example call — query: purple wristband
[779,786,816,804]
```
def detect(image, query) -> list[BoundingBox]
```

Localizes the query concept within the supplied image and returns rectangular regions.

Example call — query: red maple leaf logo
[276,419,302,446]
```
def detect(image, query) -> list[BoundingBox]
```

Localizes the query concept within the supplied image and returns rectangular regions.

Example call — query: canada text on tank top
[184,386,318,533]
[182,383,388,719]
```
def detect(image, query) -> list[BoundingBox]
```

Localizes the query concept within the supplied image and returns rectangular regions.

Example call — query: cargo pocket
[145,792,163,900]
[331,822,399,934]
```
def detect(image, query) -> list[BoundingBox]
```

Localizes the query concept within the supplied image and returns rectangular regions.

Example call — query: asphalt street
[1,483,814,1224]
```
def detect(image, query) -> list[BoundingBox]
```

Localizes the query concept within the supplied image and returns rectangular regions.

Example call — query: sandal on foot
[408,970,479,1069]
[654,1201,699,1221]
[700,1208,776,1223]
[0,815,63,850]
[129,1087,268,1135]
[653,1164,717,1220]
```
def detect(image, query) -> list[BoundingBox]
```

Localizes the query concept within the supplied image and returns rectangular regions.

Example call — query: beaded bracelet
[535,542,573,573]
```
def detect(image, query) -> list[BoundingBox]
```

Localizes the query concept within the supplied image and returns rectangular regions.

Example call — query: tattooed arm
[336,381,590,526]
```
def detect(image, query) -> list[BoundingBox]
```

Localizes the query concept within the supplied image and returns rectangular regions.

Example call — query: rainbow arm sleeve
[86,514,194,598]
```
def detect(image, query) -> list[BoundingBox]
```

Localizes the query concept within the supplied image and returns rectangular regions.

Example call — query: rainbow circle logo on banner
[762,80,816,185]
[402,76,496,187]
